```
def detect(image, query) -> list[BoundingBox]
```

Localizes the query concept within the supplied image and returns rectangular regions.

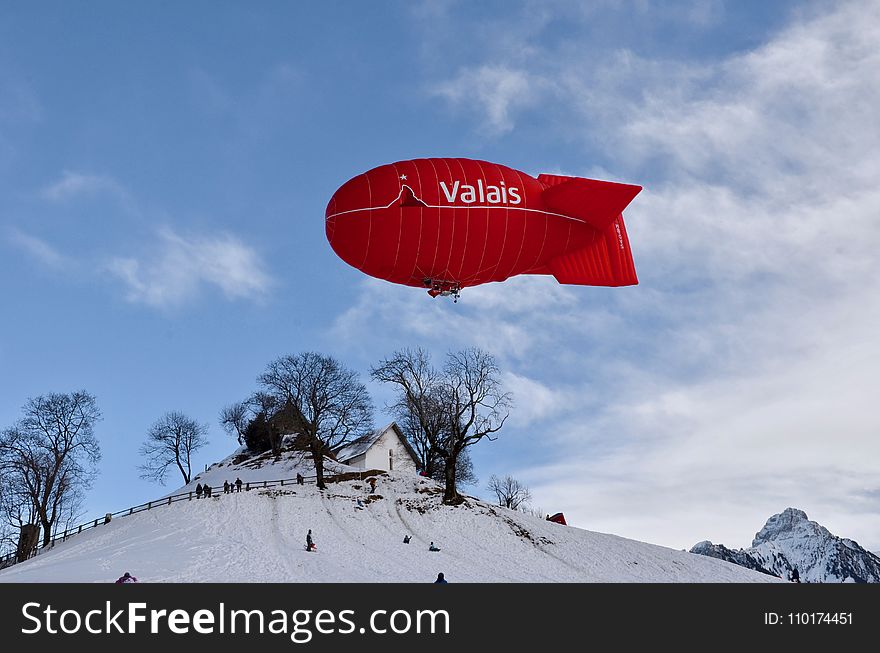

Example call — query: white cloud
[6,228,71,269]
[431,65,541,134]
[502,371,573,426]
[42,171,129,202]
[108,228,273,309]
[331,275,599,364]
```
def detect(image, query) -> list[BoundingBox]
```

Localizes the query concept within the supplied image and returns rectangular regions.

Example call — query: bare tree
[373,347,510,504]
[0,391,101,548]
[439,349,511,503]
[371,348,448,477]
[522,504,547,519]
[258,352,373,489]
[139,412,209,486]
[487,474,532,510]
[219,401,250,445]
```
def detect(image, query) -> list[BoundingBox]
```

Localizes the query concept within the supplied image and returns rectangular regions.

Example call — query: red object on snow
[547,513,567,525]
[325,159,642,297]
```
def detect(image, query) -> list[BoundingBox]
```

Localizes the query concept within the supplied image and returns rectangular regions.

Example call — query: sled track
[498,510,586,577]
[268,498,300,581]
[390,499,487,573]
[318,490,385,555]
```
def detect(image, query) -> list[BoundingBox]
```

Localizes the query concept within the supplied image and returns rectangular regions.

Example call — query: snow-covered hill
[691,508,880,583]
[0,449,777,583]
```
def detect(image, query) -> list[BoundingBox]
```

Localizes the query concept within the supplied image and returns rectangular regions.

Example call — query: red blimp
[325,158,641,299]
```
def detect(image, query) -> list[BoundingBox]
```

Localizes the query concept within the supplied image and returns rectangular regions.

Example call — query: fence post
[263,481,267,488]
[189,491,192,501]
[78,525,82,534]
[129,508,133,515]
[147,501,152,510]
[246,483,250,491]
[281,479,284,486]
[94,519,98,528]
[168,497,172,506]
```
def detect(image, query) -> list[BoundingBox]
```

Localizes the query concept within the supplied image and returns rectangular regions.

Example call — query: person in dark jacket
[204,484,211,498]
[235,477,243,492]
[403,534,411,544]
[790,567,801,583]
[195,483,203,499]
[115,572,138,584]
[434,573,447,583]
[429,542,440,551]
[223,480,230,494]
[306,529,315,551]
[296,473,304,485]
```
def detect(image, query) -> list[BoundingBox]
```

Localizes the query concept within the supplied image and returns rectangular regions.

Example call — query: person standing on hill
[306,529,315,551]
[296,473,304,485]
[235,477,243,492]
[195,483,203,499]
[223,480,230,494]
[434,573,447,583]
[115,572,138,584]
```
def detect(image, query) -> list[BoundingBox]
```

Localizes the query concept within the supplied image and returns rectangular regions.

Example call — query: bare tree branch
[138,411,209,486]
[219,402,249,445]
[487,474,532,510]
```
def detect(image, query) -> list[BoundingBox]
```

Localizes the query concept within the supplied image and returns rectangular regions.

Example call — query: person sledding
[306,529,316,552]
[115,572,138,583]
[428,541,440,552]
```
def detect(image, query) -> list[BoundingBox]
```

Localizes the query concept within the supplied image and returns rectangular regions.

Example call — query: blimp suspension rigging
[325,158,642,300]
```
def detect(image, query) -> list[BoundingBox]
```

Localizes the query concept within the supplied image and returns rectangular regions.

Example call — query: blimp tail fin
[540,176,641,232]
[548,216,638,287]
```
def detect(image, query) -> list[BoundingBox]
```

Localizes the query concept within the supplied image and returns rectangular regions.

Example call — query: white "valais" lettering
[439,180,521,205]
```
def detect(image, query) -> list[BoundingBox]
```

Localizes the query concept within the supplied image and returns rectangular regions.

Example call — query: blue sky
[2,0,878,551]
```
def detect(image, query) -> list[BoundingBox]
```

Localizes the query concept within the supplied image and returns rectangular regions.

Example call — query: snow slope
[0,450,777,583]
[692,508,880,583]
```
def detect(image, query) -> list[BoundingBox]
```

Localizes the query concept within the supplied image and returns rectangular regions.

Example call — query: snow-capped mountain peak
[752,507,831,547]
[692,508,880,583]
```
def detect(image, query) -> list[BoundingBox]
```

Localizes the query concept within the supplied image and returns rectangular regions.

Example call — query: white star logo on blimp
[400,174,407,180]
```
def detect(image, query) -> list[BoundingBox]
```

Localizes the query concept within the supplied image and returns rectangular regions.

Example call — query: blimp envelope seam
[326,186,589,225]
